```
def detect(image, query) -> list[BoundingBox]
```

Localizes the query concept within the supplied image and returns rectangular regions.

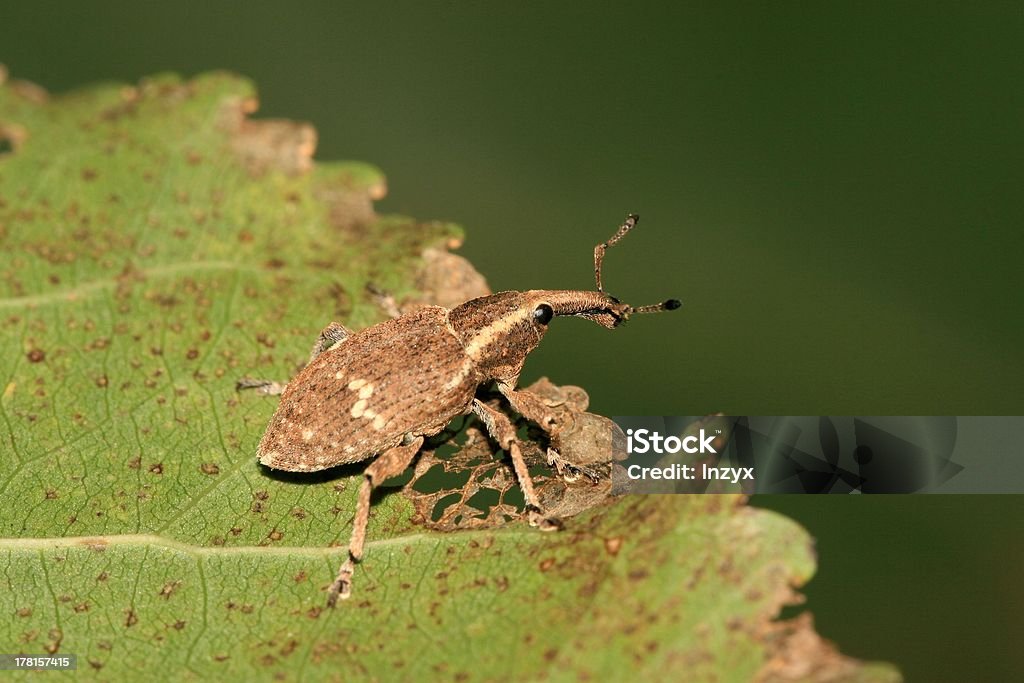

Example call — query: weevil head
[448,214,681,383]
[448,289,678,383]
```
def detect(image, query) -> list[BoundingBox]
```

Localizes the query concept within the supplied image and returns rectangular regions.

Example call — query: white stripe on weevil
[463,311,528,360]
[442,358,474,391]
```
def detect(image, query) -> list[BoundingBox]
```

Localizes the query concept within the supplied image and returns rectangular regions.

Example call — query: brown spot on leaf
[604,536,623,556]
[159,580,182,599]
[200,462,220,475]
[44,628,62,654]
[124,609,138,627]
[80,539,108,552]
[26,348,45,363]
[148,463,163,475]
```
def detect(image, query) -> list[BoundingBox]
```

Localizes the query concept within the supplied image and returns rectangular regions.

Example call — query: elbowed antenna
[593,213,682,316]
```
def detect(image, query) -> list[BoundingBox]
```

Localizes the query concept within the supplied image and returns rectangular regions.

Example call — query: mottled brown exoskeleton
[241,214,680,606]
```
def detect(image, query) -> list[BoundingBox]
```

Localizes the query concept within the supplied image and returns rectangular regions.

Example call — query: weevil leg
[237,322,352,396]
[327,435,424,607]
[546,447,602,484]
[472,399,562,532]
[308,321,353,363]
[496,382,589,483]
[496,383,561,434]
[234,377,288,395]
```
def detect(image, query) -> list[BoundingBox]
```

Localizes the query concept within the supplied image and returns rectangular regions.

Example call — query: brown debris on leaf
[224,96,317,177]
[407,246,491,311]
[404,377,625,531]
[756,613,898,683]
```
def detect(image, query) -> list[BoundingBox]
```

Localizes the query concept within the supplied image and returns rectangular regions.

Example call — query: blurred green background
[3,2,1021,680]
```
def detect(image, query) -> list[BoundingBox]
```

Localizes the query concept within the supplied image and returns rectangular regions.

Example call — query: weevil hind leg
[234,377,288,396]
[327,435,424,607]
[472,399,562,532]
[237,322,353,396]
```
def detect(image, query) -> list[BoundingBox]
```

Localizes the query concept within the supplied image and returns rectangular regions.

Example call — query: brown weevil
[241,213,680,606]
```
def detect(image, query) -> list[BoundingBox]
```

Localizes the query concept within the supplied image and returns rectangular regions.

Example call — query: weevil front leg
[327,435,424,607]
[472,398,562,531]
[497,382,560,433]
[236,322,353,395]
[495,382,598,483]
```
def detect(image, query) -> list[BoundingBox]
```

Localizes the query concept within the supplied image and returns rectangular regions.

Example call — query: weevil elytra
[242,214,680,606]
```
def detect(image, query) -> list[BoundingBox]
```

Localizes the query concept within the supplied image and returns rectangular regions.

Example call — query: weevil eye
[533,303,554,325]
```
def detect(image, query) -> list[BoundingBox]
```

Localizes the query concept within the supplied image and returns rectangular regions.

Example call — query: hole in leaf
[503,486,525,510]
[431,492,463,522]
[411,463,472,494]
[464,488,502,517]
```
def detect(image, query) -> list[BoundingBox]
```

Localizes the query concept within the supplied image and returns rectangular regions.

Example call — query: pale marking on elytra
[442,358,474,391]
[347,378,368,391]
[334,371,344,380]
[350,398,368,418]
[358,383,374,400]
[372,415,386,430]
[302,429,315,442]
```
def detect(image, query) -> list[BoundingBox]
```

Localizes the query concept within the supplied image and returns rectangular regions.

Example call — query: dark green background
[3,3,1021,680]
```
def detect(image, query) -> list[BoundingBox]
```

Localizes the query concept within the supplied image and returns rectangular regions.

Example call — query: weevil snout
[542,290,682,329]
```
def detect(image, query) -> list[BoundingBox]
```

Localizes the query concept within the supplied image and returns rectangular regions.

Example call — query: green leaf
[0,70,900,682]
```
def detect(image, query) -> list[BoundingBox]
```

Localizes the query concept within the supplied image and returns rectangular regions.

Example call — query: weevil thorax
[448,289,632,384]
